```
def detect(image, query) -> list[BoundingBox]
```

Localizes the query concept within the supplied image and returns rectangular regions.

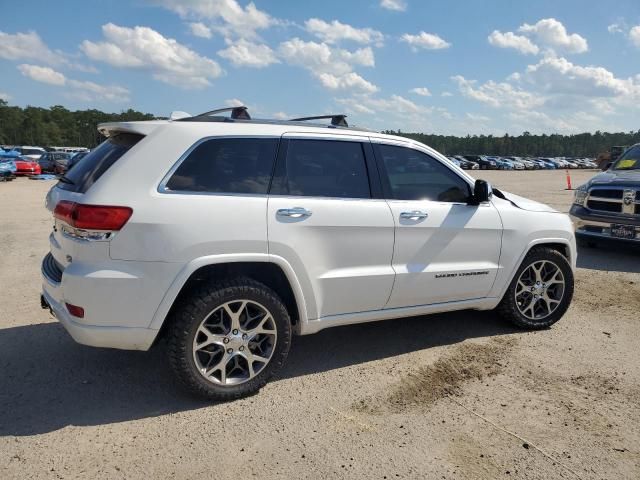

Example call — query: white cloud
[17,63,129,102]
[81,23,223,88]
[218,38,278,67]
[305,18,384,46]
[380,0,406,11]
[466,113,490,122]
[338,94,424,115]
[153,0,275,39]
[523,56,640,99]
[630,26,640,48]
[66,80,130,102]
[607,23,624,34]
[0,92,11,102]
[452,75,543,110]
[518,18,588,54]
[224,98,245,107]
[189,22,212,38]
[278,38,377,93]
[0,30,95,72]
[18,64,66,86]
[488,30,539,55]
[272,111,289,120]
[316,72,378,93]
[401,31,450,51]
[0,30,64,64]
[441,91,453,97]
[410,87,431,96]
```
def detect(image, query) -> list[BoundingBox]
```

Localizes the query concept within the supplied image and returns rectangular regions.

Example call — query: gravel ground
[1,170,639,479]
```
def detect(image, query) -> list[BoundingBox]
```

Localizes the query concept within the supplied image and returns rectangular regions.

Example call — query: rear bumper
[40,253,175,351]
[41,289,157,350]
[570,205,640,243]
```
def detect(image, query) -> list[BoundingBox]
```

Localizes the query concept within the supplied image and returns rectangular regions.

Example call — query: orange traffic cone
[565,169,572,190]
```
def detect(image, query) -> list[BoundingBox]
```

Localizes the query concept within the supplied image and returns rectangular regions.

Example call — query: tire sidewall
[505,248,574,329]
[172,280,291,399]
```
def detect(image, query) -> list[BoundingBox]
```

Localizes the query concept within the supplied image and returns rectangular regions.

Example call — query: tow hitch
[40,294,53,315]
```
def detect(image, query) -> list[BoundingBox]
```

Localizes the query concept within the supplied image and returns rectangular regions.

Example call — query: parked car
[41,106,576,400]
[11,146,46,161]
[53,153,75,175]
[570,143,640,245]
[463,155,497,170]
[14,156,42,176]
[446,156,461,167]
[454,156,479,170]
[489,157,513,170]
[0,158,17,181]
[39,152,71,173]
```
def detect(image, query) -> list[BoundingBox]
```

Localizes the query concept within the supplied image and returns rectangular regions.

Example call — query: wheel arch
[149,254,309,341]
[492,237,575,302]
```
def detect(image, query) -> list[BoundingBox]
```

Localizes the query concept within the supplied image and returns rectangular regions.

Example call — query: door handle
[400,210,428,220]
[277,207,313,218]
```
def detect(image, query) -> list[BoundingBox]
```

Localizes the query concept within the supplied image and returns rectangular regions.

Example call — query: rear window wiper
[58,175,75,185]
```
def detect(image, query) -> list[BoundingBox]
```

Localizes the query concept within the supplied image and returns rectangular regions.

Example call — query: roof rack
[171,106,361,130]
[289,114,348,127]
[176,106,251,122]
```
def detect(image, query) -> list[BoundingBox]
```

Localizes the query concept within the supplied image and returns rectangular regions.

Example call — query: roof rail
[177,106,251,122]
[289,114,348,127]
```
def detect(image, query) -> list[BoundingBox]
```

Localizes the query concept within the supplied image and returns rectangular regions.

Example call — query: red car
[14,157,42,176]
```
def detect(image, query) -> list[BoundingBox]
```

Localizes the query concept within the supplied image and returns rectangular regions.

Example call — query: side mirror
[472,179,492,204]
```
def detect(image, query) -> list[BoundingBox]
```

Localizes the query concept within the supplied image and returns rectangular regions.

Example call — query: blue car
[0,158,17,181]
[489,157,514,170]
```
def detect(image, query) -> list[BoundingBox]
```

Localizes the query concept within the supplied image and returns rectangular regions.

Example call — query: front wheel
[167,278,292,401]
[496,247,574,329]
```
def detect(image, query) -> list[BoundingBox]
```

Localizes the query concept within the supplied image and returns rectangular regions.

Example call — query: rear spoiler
[97,120,168,138]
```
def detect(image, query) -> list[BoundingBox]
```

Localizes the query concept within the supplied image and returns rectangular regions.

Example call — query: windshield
[612,145,640,170]
[21,148,44,156]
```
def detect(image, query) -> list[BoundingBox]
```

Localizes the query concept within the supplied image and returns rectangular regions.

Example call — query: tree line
[0,100,155,147]
[1,100,638,156]
[384,130,640,157]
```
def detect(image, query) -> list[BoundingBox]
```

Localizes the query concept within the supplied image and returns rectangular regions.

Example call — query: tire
[167,277,292,401]
[496,247,574,329]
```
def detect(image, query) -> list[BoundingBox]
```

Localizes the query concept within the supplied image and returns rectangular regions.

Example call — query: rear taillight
[54,201,132,231]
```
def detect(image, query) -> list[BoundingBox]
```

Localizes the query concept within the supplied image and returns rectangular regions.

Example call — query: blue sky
[1,0,639,135]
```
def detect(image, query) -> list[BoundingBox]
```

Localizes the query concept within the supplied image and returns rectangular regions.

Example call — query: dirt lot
[1,170,639,479]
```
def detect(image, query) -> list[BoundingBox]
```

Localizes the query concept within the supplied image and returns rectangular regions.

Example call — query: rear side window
[57,133,143,193]
[378,144,470,202]
[272,139,371,199]
[164,138,278,194]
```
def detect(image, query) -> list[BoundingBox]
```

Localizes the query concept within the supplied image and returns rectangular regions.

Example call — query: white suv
[41,107,576,400]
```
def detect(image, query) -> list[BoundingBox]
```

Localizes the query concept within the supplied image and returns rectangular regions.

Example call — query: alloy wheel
[514,260,565,320]
[192,300,277,386]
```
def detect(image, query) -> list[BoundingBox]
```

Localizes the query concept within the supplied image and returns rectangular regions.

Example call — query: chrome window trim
[157,135,281,196]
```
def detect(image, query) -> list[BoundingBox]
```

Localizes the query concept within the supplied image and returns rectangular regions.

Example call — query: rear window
[57,133,143,193]
[163,138,279,194]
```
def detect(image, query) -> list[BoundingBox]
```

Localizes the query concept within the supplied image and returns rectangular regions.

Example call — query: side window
[378,144,471,202]
[165,138,278,194]
[272,139,371,199]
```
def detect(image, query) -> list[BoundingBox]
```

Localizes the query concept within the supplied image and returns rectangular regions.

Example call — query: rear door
[373,141,503,308]
[267,134,395,320]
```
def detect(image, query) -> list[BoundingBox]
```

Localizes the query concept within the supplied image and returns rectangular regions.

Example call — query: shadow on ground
[0,310,514,436]
[577,240,640,273]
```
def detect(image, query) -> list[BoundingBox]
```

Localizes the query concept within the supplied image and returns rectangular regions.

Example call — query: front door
[373,142,503,308]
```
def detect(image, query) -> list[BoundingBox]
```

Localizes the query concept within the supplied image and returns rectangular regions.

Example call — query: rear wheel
[167,278,291,400]
[496,247,574,329]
